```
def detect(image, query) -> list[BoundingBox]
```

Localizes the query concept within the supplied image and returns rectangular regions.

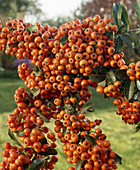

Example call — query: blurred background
[0,1,140,170]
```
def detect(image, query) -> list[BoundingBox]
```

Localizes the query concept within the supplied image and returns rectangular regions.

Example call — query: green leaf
[80,102,94,113]
[39,147,58,156]
[120,2,130,27]
[113,3,122,28]
[23,164,29,170]
[136,79,140,90]
[114,36,123,53]
[128,81,136,100]
[16,129,25,137]
[134,0,140,9]
[85,134,96,147]
[114,153,122,165]
[106,70,116,84]
[117,25,127,34]
[105,31,113,40]
[87,107,94,112]
[33,65,42,76]
[59,34,68,44]
[8,129,22,146]
[39,137,47,145]
[134,122,140,133]
[76,160,84,170]
[120,33,134,49]
[36,108,50,123]
[93,66,109,74]
[115,69,128,80]
[27,25,38,33]
[89,74,106,82]
[30,88,40,97]
[29,158,45,170]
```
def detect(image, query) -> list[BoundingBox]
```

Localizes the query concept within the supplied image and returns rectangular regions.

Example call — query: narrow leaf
[85,134,96,147]
[113,3,122,28]
[59,34,68,44]
[114,153,122,165]
[8,129,22,146]
[30,88,40,97]
[114,36,123,53]
[27,25,38,33]
[29,158,45,170]
[76,160,84,170]
[134,122,140,133]
[120,33,134,49]
[87,107,94,112]
[39,147,58,156]
[136,79,140,90]
[106,70,116,84]
[16,129,25,137]
[115,69,128,80]
[117,25,127,34]
[89,74,106,82]
[36,108,50,123]
[80,102,94,113]
[128,81,136,100]
[39,137,47,145]
[120,2,130,27]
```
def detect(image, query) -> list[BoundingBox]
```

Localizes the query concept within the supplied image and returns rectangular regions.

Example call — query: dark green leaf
[29,158,45,170]
[75,93,81,103]
[16,129,25,137]
[39,147,57,156]
[62,126,67,135]
[33,65,40,72]
[36,108,50,123]
[136,79,140,90]
[120,33,134,49]
[106,70,116,84]
[33,65,42,76]
[114,153,122,165]
[120,2,130,27]
[89,74,106,82]
[117,25,127,34]
[30,88,40,97]
[85,134,96,147]
[106,31,113,40]
[134,0,140,9]
[39,137,47,145]
[93,66,109,74]
[128,81,136,100]
[59,34,68,44]
[80,102,94,113]
[27,25,38,33]
[114,36,123,53]
[76,160,84,170]
[23,164,29,170]
[115,69,128,80]
[134,122,140,133]
[113,3,122,28]
[8,129,22,146]
[87,107,94,112]
[98,79,107,87]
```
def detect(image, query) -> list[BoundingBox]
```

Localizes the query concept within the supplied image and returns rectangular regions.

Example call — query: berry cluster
[0,14,139,169]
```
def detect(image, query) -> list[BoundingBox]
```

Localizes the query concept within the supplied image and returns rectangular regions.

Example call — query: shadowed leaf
[29,158,45,170]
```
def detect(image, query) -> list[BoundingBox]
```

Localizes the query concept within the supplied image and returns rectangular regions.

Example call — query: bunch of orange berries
[0,13,139,170]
